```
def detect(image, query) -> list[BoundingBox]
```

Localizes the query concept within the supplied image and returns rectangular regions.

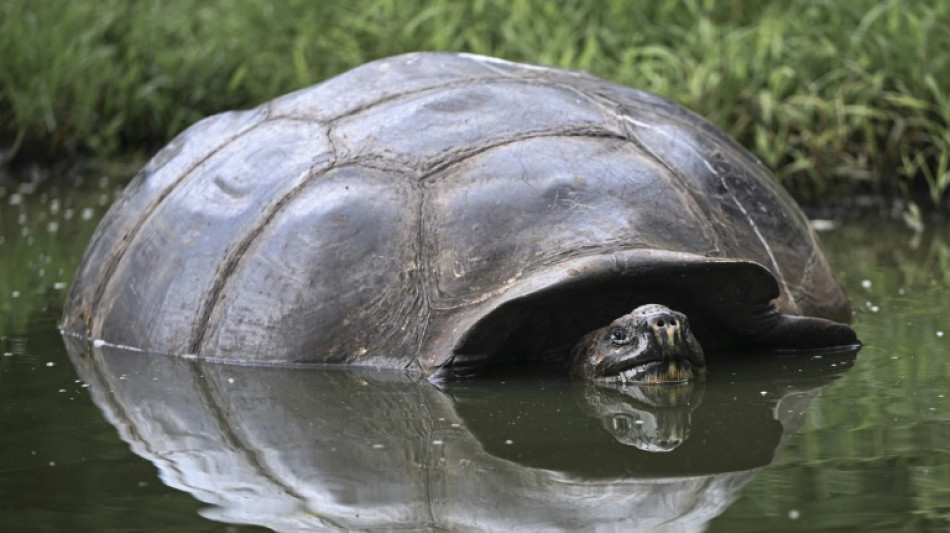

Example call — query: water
[2,171,949,531]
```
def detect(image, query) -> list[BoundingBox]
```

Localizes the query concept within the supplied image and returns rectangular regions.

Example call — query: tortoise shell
[62,53,854,376]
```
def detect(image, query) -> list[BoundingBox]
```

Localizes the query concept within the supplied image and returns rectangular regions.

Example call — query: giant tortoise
[62,53,857,383]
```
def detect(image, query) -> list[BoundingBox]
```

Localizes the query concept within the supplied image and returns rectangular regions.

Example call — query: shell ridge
[189,160,337,355]
[419,128,628,181]
[618,116,727,257]
[88,117,270,339]
[318,76,515,124]
[621,114,789,296]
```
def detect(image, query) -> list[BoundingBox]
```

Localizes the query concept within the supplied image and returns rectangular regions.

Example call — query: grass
[2,0,950,206]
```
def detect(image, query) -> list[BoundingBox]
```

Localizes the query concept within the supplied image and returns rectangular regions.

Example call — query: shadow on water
[64,335,856,531]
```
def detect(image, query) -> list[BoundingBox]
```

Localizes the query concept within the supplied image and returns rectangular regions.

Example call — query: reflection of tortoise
[61,53,857,382]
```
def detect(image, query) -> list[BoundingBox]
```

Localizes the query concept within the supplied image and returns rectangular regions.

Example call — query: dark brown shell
[62,53,854,375]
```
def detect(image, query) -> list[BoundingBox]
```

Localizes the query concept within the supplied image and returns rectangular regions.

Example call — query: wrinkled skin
[571,304,705,383]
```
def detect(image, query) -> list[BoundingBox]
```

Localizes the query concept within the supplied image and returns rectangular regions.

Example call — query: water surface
[1,173,948,531]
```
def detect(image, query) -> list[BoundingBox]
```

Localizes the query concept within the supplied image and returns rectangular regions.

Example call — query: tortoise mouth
[597,359,704,385]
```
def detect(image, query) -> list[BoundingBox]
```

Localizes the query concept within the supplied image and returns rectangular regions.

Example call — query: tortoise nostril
[647,311,681,331]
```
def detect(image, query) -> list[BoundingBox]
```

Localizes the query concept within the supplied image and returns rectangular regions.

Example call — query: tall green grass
[2,0,950,205]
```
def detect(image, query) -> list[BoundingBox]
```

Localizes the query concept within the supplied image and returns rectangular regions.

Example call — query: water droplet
[505,440,514,445]
[789,509,800,520]
[937,331,944,338]
[228,378,235,384]
[861,279,872,290]
[81,208,94,220]
[372,443,385,449]
[432,440,444,445]
[46,362,55,367]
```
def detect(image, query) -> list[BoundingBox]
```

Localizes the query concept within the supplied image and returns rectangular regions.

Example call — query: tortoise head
[569,304,706,384]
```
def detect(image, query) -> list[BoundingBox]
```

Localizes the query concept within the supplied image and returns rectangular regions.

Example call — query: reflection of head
[586,383,704,452]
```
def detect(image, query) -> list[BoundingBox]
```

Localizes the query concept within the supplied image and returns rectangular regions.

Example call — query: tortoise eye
[608,327,630,345]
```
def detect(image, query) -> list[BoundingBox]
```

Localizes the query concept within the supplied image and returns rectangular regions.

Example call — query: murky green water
[2,171,949,531]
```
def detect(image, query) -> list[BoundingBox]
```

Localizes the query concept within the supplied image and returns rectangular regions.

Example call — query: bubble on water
[760,391,768,396]
[81,208,94,220]
[432,440,444,445]
[861,279,872,290]
[52,282,67,290]
[809,219,836,231]
[46,362,55,367]
[11,291,20,298]
[505,440,514,445]
[228,378,235,384]
[59,389,67,393]
[938,331,944,338]
[371,443,385,449]
[789,509,801,520]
